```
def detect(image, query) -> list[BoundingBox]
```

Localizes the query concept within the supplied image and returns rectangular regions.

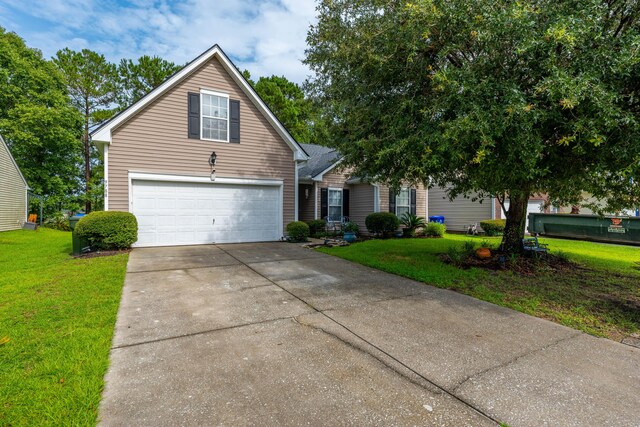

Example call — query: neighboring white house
[0,134,29,231]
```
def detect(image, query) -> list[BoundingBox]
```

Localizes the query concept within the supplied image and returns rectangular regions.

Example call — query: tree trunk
[501,191,530,253]
[570,205,580,214]
[84,100,91,214]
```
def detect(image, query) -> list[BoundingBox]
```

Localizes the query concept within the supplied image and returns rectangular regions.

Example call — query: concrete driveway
[100,243,640,426]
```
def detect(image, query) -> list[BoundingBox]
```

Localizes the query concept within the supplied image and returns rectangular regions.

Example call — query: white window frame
[395,188,411,217]
[328,187,343,222]
[200,89,230,142]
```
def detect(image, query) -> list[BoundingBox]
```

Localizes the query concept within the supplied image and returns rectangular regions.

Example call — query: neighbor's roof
[298,143,342,179]
[90,44,308,161]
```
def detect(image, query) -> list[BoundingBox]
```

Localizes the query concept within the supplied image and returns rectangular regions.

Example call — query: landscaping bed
[317,234,640,341]
[0,229,128,426]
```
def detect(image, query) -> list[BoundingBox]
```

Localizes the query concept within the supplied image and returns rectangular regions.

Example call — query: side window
[328,189,343,221]
[396,188,410,216]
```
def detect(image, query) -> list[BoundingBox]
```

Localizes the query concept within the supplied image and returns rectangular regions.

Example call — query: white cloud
[0,0,318,84]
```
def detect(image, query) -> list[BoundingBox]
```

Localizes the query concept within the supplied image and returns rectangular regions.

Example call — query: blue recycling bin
[429,215,445,224]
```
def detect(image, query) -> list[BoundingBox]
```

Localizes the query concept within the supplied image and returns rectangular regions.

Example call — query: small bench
[522,237,549,256]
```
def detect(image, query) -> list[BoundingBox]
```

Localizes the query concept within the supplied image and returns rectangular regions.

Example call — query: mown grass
[0,229,128,426]
[318,234,640,340]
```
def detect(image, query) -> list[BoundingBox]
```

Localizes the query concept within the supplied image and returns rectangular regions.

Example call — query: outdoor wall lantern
[209,151,217,181]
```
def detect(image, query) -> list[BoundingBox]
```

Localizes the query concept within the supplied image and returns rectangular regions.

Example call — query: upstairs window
[201,91,229,141]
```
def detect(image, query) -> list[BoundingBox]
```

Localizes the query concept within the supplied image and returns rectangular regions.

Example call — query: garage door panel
[131,180,281,247]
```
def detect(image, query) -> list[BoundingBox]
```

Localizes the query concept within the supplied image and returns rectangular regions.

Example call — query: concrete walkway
[99,243,640,426]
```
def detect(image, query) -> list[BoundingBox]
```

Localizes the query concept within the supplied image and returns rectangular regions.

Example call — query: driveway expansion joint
[241,256,327,265]
[126,261,241,274]
[110,316,300,351]
[450,331,584,393]
[216,244,503,426]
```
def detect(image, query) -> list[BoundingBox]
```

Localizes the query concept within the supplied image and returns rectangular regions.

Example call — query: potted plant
[476,240,492,259]
[400,212,427,237]
[343,221,359,243]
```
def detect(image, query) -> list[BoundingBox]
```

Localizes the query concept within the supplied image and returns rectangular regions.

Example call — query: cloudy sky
[0,0,318,84]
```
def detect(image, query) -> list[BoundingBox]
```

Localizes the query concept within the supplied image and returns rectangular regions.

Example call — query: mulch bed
[441,251,583,275]
[73,249,131,259]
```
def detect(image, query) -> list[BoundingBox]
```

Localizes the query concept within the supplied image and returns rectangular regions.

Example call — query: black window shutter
[389,190,396,214]
[320,188,328,220]
[187,92,200,139]
[342,189,350,217]
[410,188,417,215]
[229,99,240,143]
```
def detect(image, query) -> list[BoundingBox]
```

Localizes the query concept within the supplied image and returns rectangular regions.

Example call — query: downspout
[104,143,109,211]
[491,196,496,220]
[373,184,380,212]
[425,188,429,218]
[294,158,299,221]
[314,182,318,220]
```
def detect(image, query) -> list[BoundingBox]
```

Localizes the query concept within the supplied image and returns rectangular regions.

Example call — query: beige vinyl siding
[298,183,315,222]
[108,57,296,225]
[378,185,428,218]
[321,169,349,188]
[0,140,27,231]
[303,163,427,233]
[350,184,375,234]
[428,185,493,232]
[312,168,377,232]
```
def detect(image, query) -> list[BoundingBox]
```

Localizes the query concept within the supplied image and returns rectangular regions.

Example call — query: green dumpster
[528,213,640,246]
[69,215,91,255]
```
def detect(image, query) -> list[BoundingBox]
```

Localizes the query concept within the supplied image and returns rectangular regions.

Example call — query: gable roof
[298,143,342,180]
[0,134,29,188]
[90,44,308,161]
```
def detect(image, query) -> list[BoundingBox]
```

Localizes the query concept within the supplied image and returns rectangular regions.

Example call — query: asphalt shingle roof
[298,143,342,179]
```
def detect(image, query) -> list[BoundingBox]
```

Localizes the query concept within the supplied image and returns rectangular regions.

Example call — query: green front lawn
[0,229,128,426]
[318,234,640,341]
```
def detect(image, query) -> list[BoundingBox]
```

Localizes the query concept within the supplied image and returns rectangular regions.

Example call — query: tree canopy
[245,71,328,144]
[54,48,118,213]
[305,0,640,251]
[116,55,181,109]
[0,28,183,216]
[0,27,82,214]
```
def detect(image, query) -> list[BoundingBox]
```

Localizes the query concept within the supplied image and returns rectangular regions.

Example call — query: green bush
[44,212,71,232]
[306,219,326,237]
[425,222,446,237]
[74,211,138,250]
[365,212,400,237]
[286,221,310,242]
[480,219,506,236]
[462,240,476,254]
[447,246,465,266]
[343,221,360,234]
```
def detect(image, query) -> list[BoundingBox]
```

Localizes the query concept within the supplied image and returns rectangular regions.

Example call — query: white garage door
[503,200,544,233]
[131,180,281,247]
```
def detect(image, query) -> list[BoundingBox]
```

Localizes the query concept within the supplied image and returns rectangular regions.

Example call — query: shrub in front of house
[480,219,506,236]
[74,211,138,250]
[400,212,427,237]
[344,221,360,234]
[425,222,446,237]
[365,212,400,237]
[44,212,71,232]
[286,221,310,242]
[306,219,327,238]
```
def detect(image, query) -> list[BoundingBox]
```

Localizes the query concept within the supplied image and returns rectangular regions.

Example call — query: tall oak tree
[305,0,640,252]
